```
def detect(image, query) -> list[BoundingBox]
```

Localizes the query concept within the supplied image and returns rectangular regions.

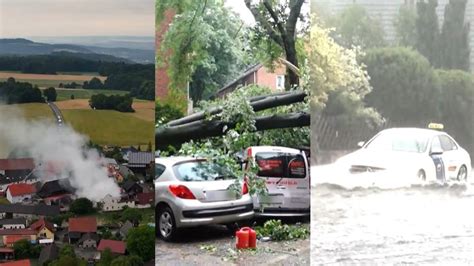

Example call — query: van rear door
[253,150,310,213]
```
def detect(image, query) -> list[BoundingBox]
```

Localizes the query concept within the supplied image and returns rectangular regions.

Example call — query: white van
[244,146,310,217]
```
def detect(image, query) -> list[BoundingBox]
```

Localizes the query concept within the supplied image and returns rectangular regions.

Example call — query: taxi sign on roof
[428,123,444,130]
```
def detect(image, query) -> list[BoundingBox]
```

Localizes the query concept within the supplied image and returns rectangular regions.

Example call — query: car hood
[336,149,425,170]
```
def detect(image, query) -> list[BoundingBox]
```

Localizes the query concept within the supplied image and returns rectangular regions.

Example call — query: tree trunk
[156,112,310,149]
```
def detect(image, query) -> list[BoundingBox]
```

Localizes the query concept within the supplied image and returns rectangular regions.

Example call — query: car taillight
[242,180,249,195]
[168,185,196,199]
[247,147,252,158]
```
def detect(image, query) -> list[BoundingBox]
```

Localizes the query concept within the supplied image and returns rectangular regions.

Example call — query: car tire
[417,169,426,181]
[157,206,177,241]
[457,165,468,182]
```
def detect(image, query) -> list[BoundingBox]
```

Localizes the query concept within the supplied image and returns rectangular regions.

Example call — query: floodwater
[311,165,474,265]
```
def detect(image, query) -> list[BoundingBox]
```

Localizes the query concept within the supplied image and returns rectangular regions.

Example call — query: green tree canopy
[70,197,94,215]
[126,226,155,262]
[327,4,385,49]
[439,0,470,71]
[394,5,417,47]
[415,0,440,66]
[158,0,249,103]
[43,87,57,102]
[362,47,441,125]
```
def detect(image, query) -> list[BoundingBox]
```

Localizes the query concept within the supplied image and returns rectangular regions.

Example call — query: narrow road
[47,101,64,126]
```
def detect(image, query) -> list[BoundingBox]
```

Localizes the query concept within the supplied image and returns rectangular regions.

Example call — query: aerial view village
[0,1,156,265]
[0,145,155,265]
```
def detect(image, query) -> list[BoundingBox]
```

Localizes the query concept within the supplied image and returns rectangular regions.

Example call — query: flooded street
[311,166,474,265]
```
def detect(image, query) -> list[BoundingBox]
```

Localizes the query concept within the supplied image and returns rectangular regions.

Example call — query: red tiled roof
[0,159,35,171]
[7,184,36,197]
[30,218,54,232]
[137,192,153,205]
[4,235,28,246]
[97,239,126,254]
[0,259,31,266]
[68,217,97,233]
[0,229,36,236]
[0,248,14,253]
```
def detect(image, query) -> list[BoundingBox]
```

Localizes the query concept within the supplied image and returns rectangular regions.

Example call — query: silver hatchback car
[155,157,254,241]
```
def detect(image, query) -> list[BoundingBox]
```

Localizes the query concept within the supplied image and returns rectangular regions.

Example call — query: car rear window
[172,160,237,182]
[155,164,166,180]
[255,152,306,178]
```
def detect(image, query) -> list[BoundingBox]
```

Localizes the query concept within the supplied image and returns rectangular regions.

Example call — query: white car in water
[336,127,471,183]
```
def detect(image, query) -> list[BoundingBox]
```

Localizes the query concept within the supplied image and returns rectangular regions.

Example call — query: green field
[62,109,154,146]
[46,88,129,101]
[0,103,53,121]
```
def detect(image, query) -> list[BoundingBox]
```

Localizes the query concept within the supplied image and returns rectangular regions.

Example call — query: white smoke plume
[0,107,120,201]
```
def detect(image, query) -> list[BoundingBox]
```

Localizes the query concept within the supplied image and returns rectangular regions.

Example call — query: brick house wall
[156,9,175,100]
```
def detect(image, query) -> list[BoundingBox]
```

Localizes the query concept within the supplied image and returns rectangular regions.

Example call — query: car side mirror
[357,141,365,148]
[430,147,443,155]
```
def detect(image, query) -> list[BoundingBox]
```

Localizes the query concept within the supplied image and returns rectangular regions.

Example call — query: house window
[276,75,285,90]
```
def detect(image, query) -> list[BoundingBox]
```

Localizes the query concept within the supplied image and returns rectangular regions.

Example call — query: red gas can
[235,228,249,249]
[237,227,257,249]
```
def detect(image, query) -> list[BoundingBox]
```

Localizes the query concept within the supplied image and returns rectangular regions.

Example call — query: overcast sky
[0,0,154,37]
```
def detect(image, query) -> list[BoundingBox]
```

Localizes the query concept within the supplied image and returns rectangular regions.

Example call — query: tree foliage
[244,0,307,86]
[395,5,417,47]
[13,239,40,259]
[126,226,154,262]
[439,0,470,71]
[70,197,94,215]
[111,255,144,266]
[89,94,134,113]
[158,0,248,103]
[0,78,44,104]
[327,4,385,49]
[415,0,440,66]
[362,47,441,125]
[436,69,474,157]
[155,101,184,126]
[43,87,57,102]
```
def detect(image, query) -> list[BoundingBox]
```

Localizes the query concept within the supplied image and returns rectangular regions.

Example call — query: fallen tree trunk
[156,112,309,149]
[167,91,307,127]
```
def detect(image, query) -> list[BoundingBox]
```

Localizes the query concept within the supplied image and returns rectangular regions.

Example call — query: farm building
[0,204,60,220]
[101,194,135,212]
[6,183,36,204]
[77,233,99,249]
[127,152,153,174]
[0,159,35,178]
[0,229,37,247]
[97,239,126,256]
[68,217,97,244]
[121,180,143,197]
[0,218,26,230]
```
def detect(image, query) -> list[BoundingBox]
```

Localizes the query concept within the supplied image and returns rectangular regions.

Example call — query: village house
[0,175,38,196]
[6,183,37,204]
[0,259,31,266]
[136,192,154,208]
[120,147,138,162]
[0,204,60,220]
[0,247,14,261]
[38,244,59,266]
[29,218,54,241]
[119,221,133,238]
[121,180,143,197]
[96,239,126,257]
[101,194,135,212]
[0,229,37,247]
[0,218,26,230]
[77,233,99,249]
[127,152,153,175]
[68,217,97,244]
[37,179,74,212]
[0,159,35,178]
[215,63,287,98]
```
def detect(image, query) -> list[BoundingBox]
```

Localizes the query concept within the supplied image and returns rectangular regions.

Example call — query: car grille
[350,165,385,174]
